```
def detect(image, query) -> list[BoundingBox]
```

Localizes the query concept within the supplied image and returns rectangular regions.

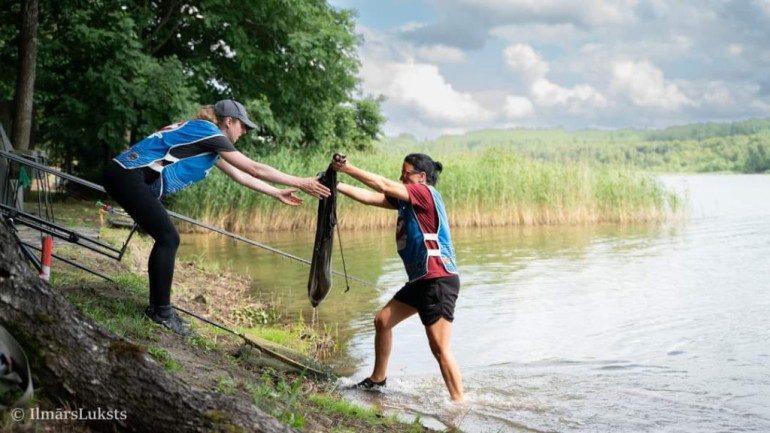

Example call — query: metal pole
[173,305,331,378]
[0,150,379,289]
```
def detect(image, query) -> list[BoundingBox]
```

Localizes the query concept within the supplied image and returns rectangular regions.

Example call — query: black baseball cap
[214,99,257,130]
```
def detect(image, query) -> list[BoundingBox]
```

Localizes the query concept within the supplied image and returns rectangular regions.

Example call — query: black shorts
[393,275,460,326]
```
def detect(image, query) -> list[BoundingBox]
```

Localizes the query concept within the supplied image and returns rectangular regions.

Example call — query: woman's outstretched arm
[332,158,409,202]
[219,150,330,199]
[215,158,303,206]
[337,182,396,209]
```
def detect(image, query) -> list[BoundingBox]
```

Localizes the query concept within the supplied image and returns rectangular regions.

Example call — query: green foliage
[171,147,682,230]
[0,1,21,101]
[379,118,770,174]
[113,273,151,297]
[229,306,281,326]
[28,2,199,179]
[744,137,770,173]
[645,118,770,141]
[187,333,217,353]
[215,376,236,395]
[0,0,382,180]
[308,393,386,421]
[147,345,183,372]
[63,292,155,340]
[248,374,306,429]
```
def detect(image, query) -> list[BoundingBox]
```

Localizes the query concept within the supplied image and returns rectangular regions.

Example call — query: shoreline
[8,223,439,432]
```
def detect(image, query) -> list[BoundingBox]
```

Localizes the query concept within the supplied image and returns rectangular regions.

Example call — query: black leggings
[103,160,179,308]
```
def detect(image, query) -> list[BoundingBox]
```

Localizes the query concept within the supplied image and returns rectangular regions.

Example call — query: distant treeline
[380,118,770,173]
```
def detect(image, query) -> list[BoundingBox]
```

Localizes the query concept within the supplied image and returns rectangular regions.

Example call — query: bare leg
[370,299,417,382]
[425,317,463,401]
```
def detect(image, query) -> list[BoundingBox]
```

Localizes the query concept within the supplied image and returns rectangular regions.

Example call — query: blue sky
[329,0,770,139]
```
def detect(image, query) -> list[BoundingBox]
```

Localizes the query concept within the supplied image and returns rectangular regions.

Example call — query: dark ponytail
[404,153,443,186]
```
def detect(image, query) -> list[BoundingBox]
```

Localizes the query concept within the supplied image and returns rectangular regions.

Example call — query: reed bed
[171,147,683,232]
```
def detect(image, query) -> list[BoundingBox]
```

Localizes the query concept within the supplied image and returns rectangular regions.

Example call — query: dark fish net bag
[307,156,350,307]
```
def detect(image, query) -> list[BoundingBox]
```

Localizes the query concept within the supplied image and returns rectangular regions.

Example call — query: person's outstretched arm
[337,182,396,209]
[332,158,409,202]
[215,158,303,206]
[219,151,330,199]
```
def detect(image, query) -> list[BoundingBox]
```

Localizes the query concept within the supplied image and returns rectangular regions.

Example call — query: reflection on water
[179,175,770,432]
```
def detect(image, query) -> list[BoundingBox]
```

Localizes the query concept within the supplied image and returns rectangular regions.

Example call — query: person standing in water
[332,153,463,401]
[103,99,330,336]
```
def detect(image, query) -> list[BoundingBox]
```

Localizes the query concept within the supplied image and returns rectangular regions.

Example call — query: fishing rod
[173,305,331,379]
[0,150,379,289]
[166,209,376,288]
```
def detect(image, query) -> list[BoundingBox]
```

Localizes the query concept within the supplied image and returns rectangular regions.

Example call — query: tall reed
[170,147,682,232]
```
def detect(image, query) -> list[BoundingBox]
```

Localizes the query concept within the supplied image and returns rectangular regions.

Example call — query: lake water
[178,175,770,432]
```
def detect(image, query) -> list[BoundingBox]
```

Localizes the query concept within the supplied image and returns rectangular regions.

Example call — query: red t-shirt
[392,184,453,280]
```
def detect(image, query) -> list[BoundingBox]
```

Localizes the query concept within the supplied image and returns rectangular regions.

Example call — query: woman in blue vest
[103,100,330,336]
[332,153,463,401]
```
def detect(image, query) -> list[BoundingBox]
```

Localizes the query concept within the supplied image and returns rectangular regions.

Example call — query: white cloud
[503,44,550,81]
[504,96,534,118]
[504,44,607,112]
[681,80,768,113]
[701,82,732,106]
[396,21,426,33]
[750,100,770,112]
[416,45,466,63]
[345,1,770,138]
[531,80,608,112]
[580,43,605,54]
[611,60,693,110]
[755,0,770,16]
[456,0,639,26]
[492,23,587,48]
[361,61,493,123]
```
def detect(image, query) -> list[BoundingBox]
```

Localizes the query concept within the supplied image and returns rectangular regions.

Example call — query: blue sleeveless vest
[396,185,458,282]
[113,120,224,197]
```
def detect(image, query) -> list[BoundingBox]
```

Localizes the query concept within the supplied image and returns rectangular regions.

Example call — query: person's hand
[332,153,348,172]
[274,188,303,206]
[299,177,331,199]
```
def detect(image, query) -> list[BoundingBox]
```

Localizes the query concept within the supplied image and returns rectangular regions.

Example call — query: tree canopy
[0,0,383,180]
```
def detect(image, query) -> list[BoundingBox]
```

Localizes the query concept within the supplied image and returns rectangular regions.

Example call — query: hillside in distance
[377,118,770,173]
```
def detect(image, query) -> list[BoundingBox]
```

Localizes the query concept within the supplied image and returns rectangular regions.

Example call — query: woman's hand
[332,153,349,173]
[298,177,331,199]
[273,188,303,206]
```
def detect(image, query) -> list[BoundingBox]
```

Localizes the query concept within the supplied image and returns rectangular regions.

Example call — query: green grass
[180,253,236,274]
[229,305,282,326]
[248,373,306,429]
[241,312,336,358]
[112,273,151,296]
[187,333,217,353]
[49,271,103,287]
[54,269,160,340]
[171,147,683,231]
[308,393,428,432]
[147,345,183,372]
[308,393,391,421]
[62,291,155,340]
[215,376,237,395]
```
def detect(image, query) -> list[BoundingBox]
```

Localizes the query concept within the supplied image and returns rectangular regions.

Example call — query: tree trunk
[0,222,297,433]
[12,0,39,151]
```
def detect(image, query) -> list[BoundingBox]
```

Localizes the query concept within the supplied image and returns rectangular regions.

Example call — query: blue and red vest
[113,120,223,197]
[396,186,458,282]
